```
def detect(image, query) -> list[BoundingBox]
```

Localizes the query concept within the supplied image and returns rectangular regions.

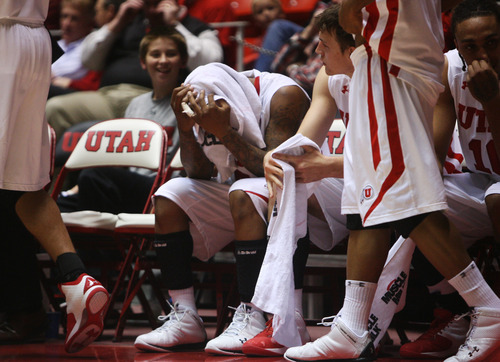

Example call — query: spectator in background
[251,0,303,72]
[57,27,188,214]
[49,0,100,98]
[46,0,63,29]
[94,0,125,26]
[271,1,336,96]
[180,0,237,66]
[46,0,223,140]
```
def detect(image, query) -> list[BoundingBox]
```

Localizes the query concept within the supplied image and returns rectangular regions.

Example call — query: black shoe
[0,308,48,344]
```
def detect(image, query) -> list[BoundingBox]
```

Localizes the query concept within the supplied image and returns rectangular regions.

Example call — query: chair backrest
[51,118,168,211]
[325,118,346,156]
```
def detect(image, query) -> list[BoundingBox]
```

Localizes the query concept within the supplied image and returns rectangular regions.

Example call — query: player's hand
[339,0,364,36]
[264,150,283,199]
[272,145,329,183]
[467,59,499,104]
[171,84,197,132]
[187,91,232,140]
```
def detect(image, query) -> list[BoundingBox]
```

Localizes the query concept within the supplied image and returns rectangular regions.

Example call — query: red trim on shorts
[254,76,260,95]
[244,190,269,203]
[366,46,381,170]
[378,0,399,61]
[363,57,405,224]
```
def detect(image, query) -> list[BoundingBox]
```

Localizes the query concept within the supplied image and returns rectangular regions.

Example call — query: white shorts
[231,177,348,251]
[0,23,51,191]
[342,48,446,226]
[154,177,268,261]
[444,172,496,248]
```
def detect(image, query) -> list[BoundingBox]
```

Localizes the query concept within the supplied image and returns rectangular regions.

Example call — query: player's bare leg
[155,196,190,234]
[15,190,109,353]
[485,194,500,242]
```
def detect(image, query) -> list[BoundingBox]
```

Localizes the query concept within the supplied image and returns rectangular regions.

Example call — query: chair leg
[215,272,238,336]
[104,241,138,322]
[113,270,148,342]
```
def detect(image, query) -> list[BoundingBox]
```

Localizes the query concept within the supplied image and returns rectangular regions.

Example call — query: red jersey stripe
[378,0,399,61]
[363,2,379,44]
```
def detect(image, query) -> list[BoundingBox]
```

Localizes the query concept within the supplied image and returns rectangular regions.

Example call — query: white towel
[369,236,415,347]
[252,134,320,347]
[333,236,415,348]
[184,62,265,181]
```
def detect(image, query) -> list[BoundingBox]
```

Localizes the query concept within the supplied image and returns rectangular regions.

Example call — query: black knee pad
[234,238,268,303]
[154,231,194,290]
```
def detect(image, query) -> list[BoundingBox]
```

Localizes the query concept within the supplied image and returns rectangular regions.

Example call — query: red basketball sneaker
[59,273,109,353]
[242,312,311,356]
[399,308,468,359]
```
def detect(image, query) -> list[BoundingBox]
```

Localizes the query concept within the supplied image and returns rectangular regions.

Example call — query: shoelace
[259,318,274,338]
[454,310,477,353]
[156,301,184,331]
[317,315,337,327]
[223,305,251,336]
[421,315,456,339]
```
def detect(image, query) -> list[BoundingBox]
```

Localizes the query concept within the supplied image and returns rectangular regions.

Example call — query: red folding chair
[49,118,169,324]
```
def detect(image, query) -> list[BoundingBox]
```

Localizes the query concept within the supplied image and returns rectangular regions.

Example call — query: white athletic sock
[340,280,377,337]
[294,288,303,316]
[168,287,197,313]
[448,261,500,309]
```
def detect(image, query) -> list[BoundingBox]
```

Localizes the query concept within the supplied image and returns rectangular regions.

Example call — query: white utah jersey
[0,1,48,26]
[447,49,500,177]
[361,0,444,86]
[328,74,351,126]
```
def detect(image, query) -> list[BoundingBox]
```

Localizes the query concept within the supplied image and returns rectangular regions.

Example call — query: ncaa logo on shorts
[360,185,375,205]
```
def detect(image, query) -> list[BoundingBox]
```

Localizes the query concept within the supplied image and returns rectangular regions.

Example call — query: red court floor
[0,321,443,362]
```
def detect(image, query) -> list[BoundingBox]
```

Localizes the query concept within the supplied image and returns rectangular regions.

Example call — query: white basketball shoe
[284,316,376,361]
[444,307,500,362]
[134,302,207,352]
[205,303,266,355]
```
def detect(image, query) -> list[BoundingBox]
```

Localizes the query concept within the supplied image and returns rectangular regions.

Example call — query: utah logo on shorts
[360,185,375,205]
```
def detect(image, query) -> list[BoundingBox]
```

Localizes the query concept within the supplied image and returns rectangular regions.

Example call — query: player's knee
[154,196,187,233]
[229,190,258,223]
[485,193,500,217]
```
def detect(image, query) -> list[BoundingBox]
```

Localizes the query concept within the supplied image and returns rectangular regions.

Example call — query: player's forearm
[220,129,267,177]
[179,129,214,179]
[325,156,344,179]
